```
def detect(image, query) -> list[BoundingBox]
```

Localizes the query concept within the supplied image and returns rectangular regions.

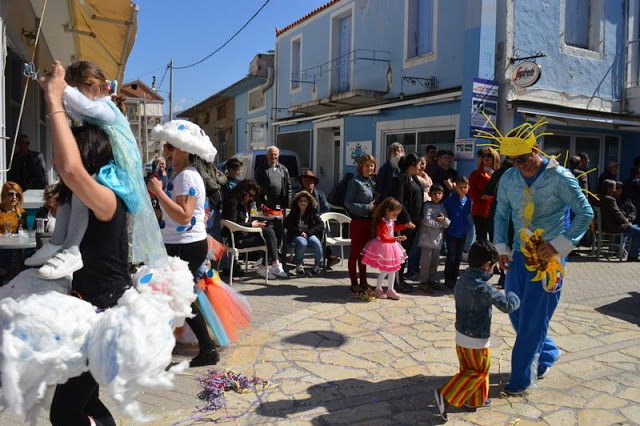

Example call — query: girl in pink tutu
[361,198,416,299]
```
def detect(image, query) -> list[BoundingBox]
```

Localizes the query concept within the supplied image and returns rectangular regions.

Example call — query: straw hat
[151,120,217,162]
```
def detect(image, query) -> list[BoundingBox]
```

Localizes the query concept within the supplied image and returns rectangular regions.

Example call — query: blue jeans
[624,224,640,258]
[293,235,323,266]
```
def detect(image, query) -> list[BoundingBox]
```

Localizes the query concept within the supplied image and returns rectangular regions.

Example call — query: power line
[156,64,170,92]
[173,0,272,70]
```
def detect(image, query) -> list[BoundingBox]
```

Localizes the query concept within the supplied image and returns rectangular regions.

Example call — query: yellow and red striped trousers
[438,345,490,408]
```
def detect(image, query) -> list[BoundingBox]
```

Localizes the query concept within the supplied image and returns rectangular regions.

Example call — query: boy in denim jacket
[433,240,520,420]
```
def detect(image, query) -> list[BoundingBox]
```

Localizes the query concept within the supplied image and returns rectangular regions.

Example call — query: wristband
[46,110,66,120]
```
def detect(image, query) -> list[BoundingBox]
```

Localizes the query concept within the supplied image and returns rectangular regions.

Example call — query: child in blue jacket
[443,176,472,288]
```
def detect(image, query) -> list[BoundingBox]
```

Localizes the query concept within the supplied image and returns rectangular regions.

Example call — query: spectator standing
[406,155,433,278]
[599,179,640,261]
[375,142,404,200]
[418,184,449,291]
[156,157,169,190]
[345,155,377,296]
[391,153,423,292]
[469,147,499,241]
[327,172,353,209]
[8,134,48,189]
[443,176,472,289]
[256,146,292,210]
[598,161,619,193]
[425,144,437,169]
[429,149,458,198]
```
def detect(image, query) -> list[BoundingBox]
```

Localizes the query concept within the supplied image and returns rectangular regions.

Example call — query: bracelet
[46,110,66,120]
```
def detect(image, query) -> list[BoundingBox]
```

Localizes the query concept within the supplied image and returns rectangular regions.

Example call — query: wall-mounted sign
[513,61,541,88]
[347,141,372,166]
[454,138,475,160]
[471,78,499,138]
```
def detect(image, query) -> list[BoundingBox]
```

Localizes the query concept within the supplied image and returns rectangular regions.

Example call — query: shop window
[385,130,454,157]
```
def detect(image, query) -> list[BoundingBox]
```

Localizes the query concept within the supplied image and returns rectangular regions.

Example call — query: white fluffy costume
[0,122,224,422]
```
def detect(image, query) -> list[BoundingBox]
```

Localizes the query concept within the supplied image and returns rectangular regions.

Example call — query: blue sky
[123,0,328,115]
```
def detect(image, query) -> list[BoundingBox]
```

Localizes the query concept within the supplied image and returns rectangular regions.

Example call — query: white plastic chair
[320,212,351,275]
[219,219,269,284]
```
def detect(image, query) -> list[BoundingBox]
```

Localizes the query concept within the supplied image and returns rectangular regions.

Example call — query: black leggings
[165,239,215,351]
[50,371,115,426]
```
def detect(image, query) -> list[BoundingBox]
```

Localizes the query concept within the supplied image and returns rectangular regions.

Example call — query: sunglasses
[481,154,494,159]
[7,192,20,198]
[512,154,532,165]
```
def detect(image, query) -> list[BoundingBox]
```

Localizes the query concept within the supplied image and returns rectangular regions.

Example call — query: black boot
[190,346,220,367]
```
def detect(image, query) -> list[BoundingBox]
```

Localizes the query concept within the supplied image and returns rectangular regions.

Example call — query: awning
[30,0,138,83]
[516,105,640,128]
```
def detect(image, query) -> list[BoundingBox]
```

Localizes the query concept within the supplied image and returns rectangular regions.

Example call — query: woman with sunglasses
[147,122,220,368]
[221,179,282,279]
[0,182,27,235]
[469,147,500,241]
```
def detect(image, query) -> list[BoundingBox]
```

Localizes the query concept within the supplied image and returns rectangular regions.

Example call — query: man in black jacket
[8,135,48,189]
[256,146,292,210]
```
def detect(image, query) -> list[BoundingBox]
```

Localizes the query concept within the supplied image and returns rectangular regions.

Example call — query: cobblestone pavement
[2,251,639,425]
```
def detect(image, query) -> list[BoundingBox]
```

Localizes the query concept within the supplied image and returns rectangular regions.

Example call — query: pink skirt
[361,238,407,272]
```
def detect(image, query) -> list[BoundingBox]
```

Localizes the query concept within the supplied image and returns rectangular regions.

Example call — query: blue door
[338,15,351,93]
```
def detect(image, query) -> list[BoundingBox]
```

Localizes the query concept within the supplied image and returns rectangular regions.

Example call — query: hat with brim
[151,120,217,163]
[297,169,320,184]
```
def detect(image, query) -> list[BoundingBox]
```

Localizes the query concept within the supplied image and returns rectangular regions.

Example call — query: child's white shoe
[24,243,62,266]
[38,250,83,280]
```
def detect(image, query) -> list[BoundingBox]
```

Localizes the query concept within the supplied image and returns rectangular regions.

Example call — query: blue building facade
[270,0,640,193]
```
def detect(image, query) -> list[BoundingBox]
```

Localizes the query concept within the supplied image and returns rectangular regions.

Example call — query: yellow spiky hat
[474,112,552,156]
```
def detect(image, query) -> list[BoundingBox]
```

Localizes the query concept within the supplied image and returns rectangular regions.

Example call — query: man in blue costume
[491,126,593,395]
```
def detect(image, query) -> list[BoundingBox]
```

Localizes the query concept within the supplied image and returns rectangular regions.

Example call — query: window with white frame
[291,36,302,91]
[248,122,267,148]
[563,0,603,51]
[405,0,436,61]
[385,129,455,157]
[248,87,265,112]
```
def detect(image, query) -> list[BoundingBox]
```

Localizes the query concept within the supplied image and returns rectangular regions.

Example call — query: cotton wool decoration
[132,255,196,328]
[0,291,97,422]
[87,288,186,422]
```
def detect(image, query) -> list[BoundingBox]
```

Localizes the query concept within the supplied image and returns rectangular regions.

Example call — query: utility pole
[169,58,173,121]
[142,94,148,163]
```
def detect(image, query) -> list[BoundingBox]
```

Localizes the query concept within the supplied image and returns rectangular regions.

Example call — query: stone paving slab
[1,255,639,425]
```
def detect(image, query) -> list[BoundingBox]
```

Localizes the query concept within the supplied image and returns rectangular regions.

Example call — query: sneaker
[419,282,435,293]
[24,243,62,266]
[327,256,341,267]
[537,366,551,379]
[270,263,288,278]
[256,265,276,279]
[37,250,83,280]
[295,264,306,276]
[404,271,418,281]
[374,288,387,299]
[386,289,401,300]
[464,398,492,409]
[309,265,323,276]
[251,257,264,268]
[189,348,220,368]
[501,386,526,396]
[433,389,448,421]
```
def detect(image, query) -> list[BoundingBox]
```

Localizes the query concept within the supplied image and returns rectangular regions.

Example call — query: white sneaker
[256,265,276,279]
[251,257,264,268]
[295,264,305,276]
[309,265,323,276]
[270,263,288,278]
[38,250,83,280]
[24,243,63,266]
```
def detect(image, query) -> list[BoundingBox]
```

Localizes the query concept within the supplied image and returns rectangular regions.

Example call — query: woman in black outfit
[391,153,424,292]
[41,61,127,426]
[221,179,281,279]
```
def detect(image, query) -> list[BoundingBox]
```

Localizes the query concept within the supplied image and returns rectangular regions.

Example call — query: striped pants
[438,345,490,408]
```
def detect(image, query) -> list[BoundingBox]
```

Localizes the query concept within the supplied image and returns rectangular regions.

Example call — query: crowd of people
[0,53,638,423]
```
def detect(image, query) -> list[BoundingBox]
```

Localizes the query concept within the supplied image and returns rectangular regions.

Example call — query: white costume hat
[151,120,217,163]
